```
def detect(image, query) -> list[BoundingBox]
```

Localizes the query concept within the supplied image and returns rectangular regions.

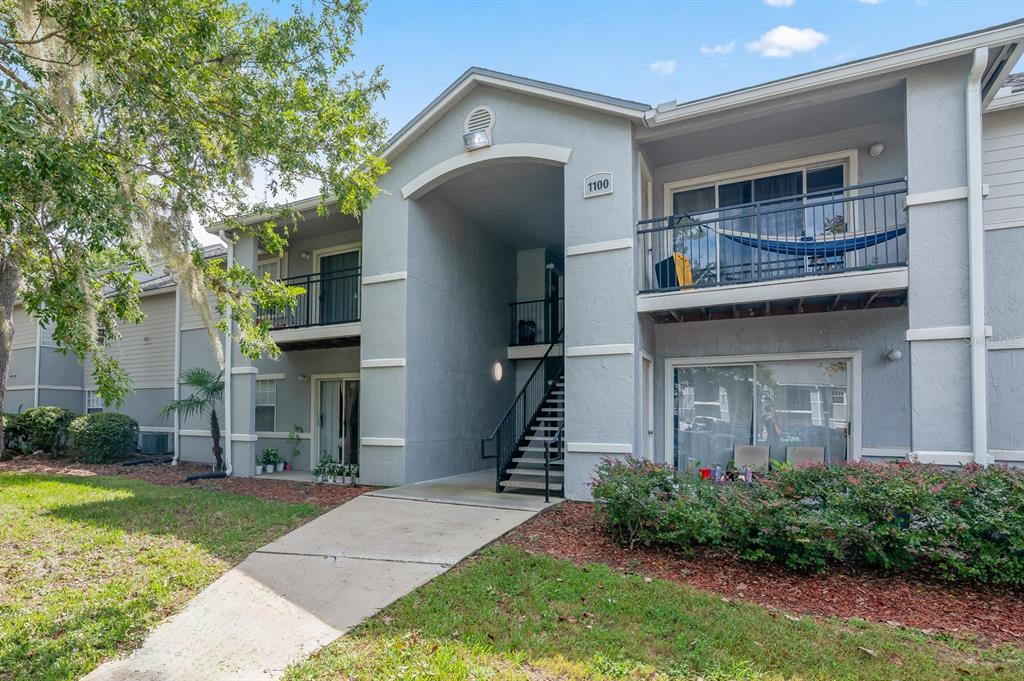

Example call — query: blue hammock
[717,224,907,257]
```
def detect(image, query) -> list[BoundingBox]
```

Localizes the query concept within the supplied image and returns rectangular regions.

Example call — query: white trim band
[363,271,408,285]
[138,426,176,433]
[988,337,1024,350]
[985,218,1024,232]
[257,373,286,381]
[565,344,634,357]
[565,238,633,257]
[361,437,405,447]
[230,434,259,443]
[256,431,312,440]
[230,366,259,375]
[910,450,974,466]
[905,186,968,207]
[361,358,406,368]
[906,325,992,341]
[566,442,633,454]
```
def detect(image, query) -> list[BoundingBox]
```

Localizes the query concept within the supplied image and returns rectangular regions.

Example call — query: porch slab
[366,468,560,512]
[84,470,549,681]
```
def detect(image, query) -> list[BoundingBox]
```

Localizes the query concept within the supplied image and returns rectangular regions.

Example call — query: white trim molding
[270,322,360,344]
[139,426,176,433]
[566,442,633,454]
[401,143,573,200]
[230,366,259,375]
[905,325,992,342]
[991,449,1024,463]
[257,372,286,381]
[860,447,910,459]
[362,271,408,285]
[639,267,908,313]
[361,358,406,368]
[565,238,633,257]
[180,429,220,438]
[565,344,634,357]
[508,344,562,360]
[230,434,259,443]
[988,337,1024,350]
[256,431,311,440]
[905,186,968,207]
[910,450,974,466]
[34,384,84,392]
[361,437,405,447]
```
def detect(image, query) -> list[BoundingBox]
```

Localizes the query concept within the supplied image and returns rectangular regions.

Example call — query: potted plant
[286,425,304,472]
[261,447,279,474]
[312,459,329,483]
[254,454,262,476]
[349,463,359,487]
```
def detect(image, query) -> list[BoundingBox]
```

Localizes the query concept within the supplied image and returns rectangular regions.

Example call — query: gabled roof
[382,67,650,159]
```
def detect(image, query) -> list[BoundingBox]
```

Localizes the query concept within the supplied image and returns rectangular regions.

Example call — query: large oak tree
[0,0,388,457]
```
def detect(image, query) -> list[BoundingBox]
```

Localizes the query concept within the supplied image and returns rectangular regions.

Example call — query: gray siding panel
[983,108,1024,228]
[85,293,176,390]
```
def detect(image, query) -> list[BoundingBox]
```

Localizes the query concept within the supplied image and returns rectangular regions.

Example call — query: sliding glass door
[672,357,850,470]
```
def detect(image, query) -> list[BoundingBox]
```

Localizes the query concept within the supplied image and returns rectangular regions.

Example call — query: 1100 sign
[583,172,613,198]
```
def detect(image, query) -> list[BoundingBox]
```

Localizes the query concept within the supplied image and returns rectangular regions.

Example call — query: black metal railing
[637,178,908,293]
[509,298,563,346]
[482,327,564,493]
[541,423,565,503]
[259,268,361,329]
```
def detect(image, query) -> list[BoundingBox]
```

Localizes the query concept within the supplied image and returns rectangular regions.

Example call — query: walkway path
[84,470,555,681]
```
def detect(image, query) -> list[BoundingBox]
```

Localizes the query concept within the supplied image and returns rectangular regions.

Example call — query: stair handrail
[481,327,564,492]
[541,422,564,503]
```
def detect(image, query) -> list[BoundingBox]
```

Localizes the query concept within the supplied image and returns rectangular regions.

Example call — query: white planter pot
[276,462,285,472]
[265,464,274,474]
[254,466,262,476]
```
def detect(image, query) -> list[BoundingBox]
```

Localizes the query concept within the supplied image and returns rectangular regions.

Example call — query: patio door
[671,356,851,470]
[318,250,359,325]
[315,376,360,468]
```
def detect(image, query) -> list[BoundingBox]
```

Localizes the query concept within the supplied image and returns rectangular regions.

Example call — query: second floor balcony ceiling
[637,178,910,320]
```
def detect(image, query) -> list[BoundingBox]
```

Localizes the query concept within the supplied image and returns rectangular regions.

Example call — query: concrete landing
[84,471,553,681]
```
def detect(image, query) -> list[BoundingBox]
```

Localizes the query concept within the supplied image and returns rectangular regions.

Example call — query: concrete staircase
[499,374,564,494]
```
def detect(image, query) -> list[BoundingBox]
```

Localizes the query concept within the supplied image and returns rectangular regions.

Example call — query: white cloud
[747,25,828,58]
[700,41,735,56]
[764,0,795,6]
[648,60,678,76]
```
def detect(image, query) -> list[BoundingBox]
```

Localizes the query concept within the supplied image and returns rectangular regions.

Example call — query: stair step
[519,445,562,452]
[512,456,565,464]
[500,479,563,491]
[542,407,564,412]
[507,468,564,478]
[537,416,564,422]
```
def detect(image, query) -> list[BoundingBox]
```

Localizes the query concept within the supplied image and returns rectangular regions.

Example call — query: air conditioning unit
[140,432,170,456]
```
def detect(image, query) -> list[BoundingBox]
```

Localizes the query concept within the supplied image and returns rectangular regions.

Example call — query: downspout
[966,47,988,466]
[172,284,181,464]
[32,324,41,407]
[221,231,234,476]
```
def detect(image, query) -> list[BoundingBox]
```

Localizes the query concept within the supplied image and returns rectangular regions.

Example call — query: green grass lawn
[286,546,1024,681]
[0,472,319,681]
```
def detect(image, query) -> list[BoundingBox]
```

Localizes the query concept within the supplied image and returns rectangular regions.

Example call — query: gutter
[222,231,234,476]
[172,284,181,465]
[966,47,989,466]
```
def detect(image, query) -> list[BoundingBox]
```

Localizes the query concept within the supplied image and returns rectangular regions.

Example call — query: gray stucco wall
[38,347,84,388]
[651,307,911,463]
[5,388,34,414]
[904,56,973,454]
[364,84,639,494]
[404,193,515,482]
[6,347,35,389]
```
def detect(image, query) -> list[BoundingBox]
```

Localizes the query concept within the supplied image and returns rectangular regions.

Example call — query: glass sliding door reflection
[674,365,754,470]
[755,359,848,465]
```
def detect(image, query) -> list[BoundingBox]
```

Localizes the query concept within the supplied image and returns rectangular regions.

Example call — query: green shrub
[18,406,75,455]
[591,457,1024,585]
[2,412,27,452]
[69,413,139,463]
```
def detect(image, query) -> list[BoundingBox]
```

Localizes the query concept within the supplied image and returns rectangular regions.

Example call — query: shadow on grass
[6,472,317,563]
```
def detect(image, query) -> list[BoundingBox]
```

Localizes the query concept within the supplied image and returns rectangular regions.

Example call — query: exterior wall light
[463,129,492,152]
[869,143,885,157]
[886,349,903,362]
[491,361,503,382]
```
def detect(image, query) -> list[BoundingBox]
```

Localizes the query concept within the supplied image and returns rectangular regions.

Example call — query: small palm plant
[161,367,225,471]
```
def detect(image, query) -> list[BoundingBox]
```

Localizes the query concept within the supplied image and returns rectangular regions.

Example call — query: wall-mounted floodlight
[463,129,492,152]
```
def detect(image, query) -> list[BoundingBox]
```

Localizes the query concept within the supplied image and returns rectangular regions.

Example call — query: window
[831,389,846,405]
[85,391,103,414]
[257,258,280,280]
[673,358,850,469]
[255,379,277,432]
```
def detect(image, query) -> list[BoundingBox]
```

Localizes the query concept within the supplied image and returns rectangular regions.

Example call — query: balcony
[262,268,361,349]
[508,298,563,358]
[636,178,910,320]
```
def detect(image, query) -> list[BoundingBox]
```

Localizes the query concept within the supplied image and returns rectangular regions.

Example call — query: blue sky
[335,0,1022,134]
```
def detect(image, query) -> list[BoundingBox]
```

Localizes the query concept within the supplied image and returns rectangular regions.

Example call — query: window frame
[254,378,277,433]
[84,390,104,414]
[662,150,859,218]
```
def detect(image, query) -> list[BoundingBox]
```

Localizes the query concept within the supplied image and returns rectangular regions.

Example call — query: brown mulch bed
[0,454,371,510]
[503,501,1024,646]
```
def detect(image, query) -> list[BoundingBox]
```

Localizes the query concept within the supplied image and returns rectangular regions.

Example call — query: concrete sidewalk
[85,470,555,681]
